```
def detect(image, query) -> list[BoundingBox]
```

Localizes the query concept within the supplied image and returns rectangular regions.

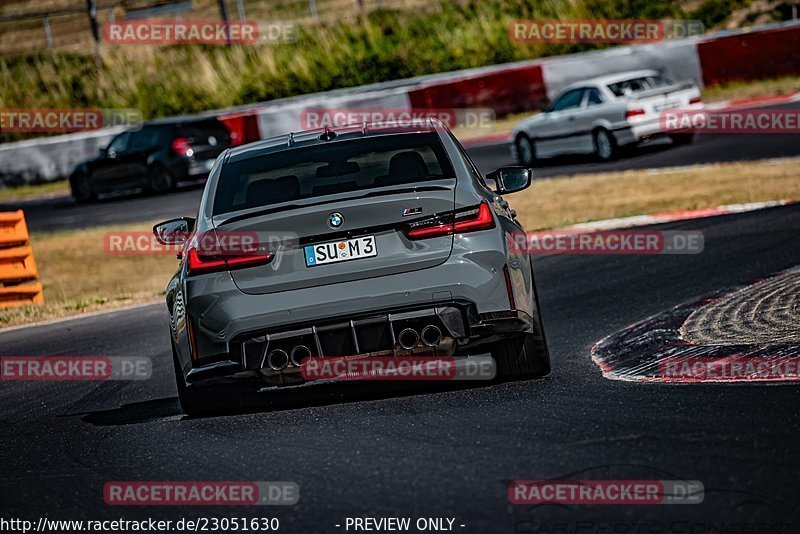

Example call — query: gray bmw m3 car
[154,119,550,415]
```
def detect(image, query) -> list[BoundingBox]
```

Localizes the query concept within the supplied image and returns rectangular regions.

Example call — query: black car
[69,117,231,202]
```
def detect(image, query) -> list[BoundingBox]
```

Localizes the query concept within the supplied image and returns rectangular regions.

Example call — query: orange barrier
[0,210,43,307]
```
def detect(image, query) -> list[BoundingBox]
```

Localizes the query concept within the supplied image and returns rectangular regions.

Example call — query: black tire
[172,347,258,416]
[592,128,617,162]
[172,350,211,416]
[146,165,175,194]
[515,134,536,166]
[70,173,96,203]
[492,258,551,380]
[492,332,550,380]
[670,133,695,146]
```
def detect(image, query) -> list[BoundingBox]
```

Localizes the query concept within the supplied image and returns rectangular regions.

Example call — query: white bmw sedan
[512,70,704,163]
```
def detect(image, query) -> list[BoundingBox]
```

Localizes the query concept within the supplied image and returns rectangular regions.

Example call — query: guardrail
[0,211,43,307]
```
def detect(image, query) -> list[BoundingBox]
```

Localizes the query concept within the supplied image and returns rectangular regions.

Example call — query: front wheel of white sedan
[515,134,536,166]
[592,128,617,162]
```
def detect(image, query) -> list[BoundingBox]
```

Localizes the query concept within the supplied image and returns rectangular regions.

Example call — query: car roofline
[226,117,446,161]
[558,69,662,93]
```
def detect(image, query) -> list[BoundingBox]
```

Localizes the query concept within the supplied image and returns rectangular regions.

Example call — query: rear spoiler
[632,80,697,100]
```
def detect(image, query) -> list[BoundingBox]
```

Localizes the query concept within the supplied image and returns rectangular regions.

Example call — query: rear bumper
[619,103,705,144]
[185,306,531,386]
[165,156,216,182]
[178,227,536,385]
[610,118,667,146]
[184,243,519,360]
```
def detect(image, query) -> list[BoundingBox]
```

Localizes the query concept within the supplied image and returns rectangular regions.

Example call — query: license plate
[304,236,377,267]
[654,101,680,112]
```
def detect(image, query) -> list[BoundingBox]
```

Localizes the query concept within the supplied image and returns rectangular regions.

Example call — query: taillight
[405,201,495,240]
[689,96,702,105]
[186,247,273,275]
[625,108,646,119]
[171,137,193,156]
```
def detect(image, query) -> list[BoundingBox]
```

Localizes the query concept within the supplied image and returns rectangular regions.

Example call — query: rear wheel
[146,165,175,194]
[492,300,550,380]
[492,332,550,380]
[172,348,258,416]
[172,351,212,416]
[493,259,551,379]
[70,173,96,203]
[592,128,617,161]
[515,134,536,166]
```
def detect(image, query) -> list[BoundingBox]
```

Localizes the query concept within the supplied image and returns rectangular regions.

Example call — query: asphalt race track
[5,101,800,233]
[2,204,799,531]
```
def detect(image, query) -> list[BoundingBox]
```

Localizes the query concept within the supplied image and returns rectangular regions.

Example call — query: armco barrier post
[0,210,43,307]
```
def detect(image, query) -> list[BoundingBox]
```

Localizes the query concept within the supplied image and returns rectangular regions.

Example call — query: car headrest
[389,151,428,178]
[316,161,360,178]
[245,175,300,207]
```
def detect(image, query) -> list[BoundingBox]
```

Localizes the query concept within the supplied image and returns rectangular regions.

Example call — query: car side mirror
[153,217,195,246]
[486,167,532,194]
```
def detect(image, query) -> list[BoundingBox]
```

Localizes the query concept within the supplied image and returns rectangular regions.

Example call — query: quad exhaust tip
[398,328,420,350]
[290,345,312,366]
[267,349,289,370]
[420,325,442,347]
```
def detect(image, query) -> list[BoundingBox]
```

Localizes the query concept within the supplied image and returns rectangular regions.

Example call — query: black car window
[607,75,674,97]
[107,132,129,155]
[178,121,230,144]
[128,127,166,151]
[550,89,585,111]
[586,88,604,106]
[213,133,455,215]
[446,131,488,189]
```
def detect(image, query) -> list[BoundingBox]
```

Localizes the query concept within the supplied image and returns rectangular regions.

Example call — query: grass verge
[1,157,798,328]
[0,180,70,203]
[702,75,800,104]
[0,222,175,327]
[507,157,800,230]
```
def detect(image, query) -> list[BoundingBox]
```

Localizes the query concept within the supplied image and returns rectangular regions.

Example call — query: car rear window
[128,126,170,150]
[178,121,230,141]
[607,75,673,97]
[212,133,455,215]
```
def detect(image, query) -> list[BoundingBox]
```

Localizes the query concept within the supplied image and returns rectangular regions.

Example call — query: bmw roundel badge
[328,212,344,229]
